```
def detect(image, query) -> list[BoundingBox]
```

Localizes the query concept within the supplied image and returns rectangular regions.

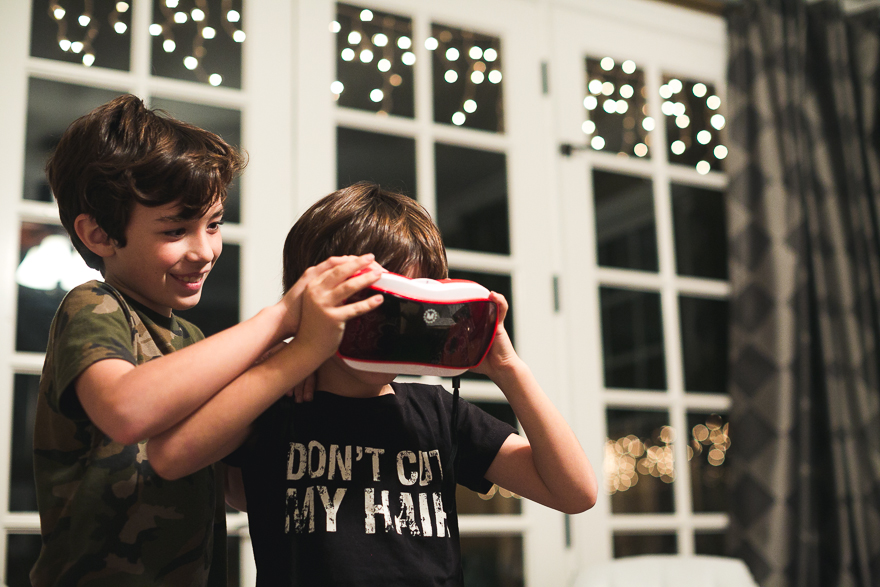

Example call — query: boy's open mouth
[173,273,208,285]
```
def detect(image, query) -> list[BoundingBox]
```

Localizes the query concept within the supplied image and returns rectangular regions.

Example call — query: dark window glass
[177,243,240,337]
[606,409,675,513]
[599,287,666,390]
[457,400,521,515]
[30,0,132,71]
[10,374,40,512]
[584,57,650,158]
[460,535,524,587]
[593,170,657,272]
[150,0,244,89]
[679,296,728,393]
[150,97,243,223]
[334,3,414,118]
[5,534,42,587]
[24,78,122,202]
[695,531,727,556]
[431,24,503,133]
[337,127,416,196]
[661,75,726,173]
[613,533,677,557]
[671,183,727,279]
[687,412,730,513]
[435,144,509,254]
[16,223,102,352]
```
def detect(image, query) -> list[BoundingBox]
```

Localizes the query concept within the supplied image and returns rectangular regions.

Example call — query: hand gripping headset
[337,272,499,377]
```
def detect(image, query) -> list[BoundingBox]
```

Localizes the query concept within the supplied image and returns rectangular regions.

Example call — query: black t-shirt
[225,381,516,587]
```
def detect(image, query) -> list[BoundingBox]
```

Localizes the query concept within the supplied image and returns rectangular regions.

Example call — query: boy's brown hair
[47,94,246,272]
[282,182,448,292]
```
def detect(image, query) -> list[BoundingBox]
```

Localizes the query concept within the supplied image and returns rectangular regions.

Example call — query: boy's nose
[186,232,217,262]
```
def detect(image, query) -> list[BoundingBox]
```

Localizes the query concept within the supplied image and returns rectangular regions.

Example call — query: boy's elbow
[145,441,187,480]
[561,478,599,514]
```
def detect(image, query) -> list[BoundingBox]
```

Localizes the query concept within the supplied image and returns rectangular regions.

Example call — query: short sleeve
[454,396,517,494]
[49,282,137,416]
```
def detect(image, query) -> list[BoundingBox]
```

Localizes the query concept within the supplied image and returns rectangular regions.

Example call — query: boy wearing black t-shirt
[148,182,598,586]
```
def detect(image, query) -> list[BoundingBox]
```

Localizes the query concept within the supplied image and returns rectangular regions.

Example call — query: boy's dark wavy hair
[282,182,448,293]
[47,94,246,272]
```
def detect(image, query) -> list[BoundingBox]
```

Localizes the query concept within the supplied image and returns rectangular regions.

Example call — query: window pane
[431,24,503,133]
[10,374,40,512]
[177,243,240,337]
[150,0,244,89]
[150,97,243,223]
[613,532,677,557]
[334,3,414,118]
[671,183,727,279]
[457,401,521,515]
[593,170,657,272]
[24,78,122,202]
[599,287,666,390]
[606,409,675,513]
[679,296,728,393]
[687,412,730,513]
[460,535,523,587]
[435,144,509,254]
[584,57,650,158]
[662,75,726,173]
[16,223,102,353]
[30,0,132,71]
[5,534,41,587]
[695,531,726,556]
[337,127,416,195]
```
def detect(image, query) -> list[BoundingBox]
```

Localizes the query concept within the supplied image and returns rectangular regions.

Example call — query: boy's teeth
[178,275,203,283]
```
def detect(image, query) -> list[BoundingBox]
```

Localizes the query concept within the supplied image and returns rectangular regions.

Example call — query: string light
[150,0,245,86]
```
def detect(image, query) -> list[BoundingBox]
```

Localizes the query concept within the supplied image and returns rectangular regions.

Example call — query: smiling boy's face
[102,199,224,317]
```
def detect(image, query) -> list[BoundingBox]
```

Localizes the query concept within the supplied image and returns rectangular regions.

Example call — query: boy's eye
[165,228,186,237]
[209,220,225,230]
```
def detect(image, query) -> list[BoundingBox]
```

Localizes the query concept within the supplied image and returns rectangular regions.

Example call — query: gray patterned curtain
[725,1,880,586]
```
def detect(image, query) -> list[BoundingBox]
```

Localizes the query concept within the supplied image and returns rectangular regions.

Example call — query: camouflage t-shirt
[31,280,227,587]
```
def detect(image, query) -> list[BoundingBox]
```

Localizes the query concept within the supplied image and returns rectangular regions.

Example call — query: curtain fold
[725,2,880,586]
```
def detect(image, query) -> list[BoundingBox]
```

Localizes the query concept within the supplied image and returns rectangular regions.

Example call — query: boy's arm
[476,293,598,515]
[145,258,384,480]
[76,255,378,445]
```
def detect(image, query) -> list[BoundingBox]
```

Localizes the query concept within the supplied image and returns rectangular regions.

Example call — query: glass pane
[671,183,727,279]
[457,401,521,515]
[431,23,503,132]
[5,534,42,587]
[150,0,245,89]
[687,412,730,513]
[593,170,657,272]
[150,97,243,223]
[460,535,523,587]
[30,0,132,70]
[10,374,40,512]
[605,409,675,513]
[584,57,650,158]
[661,75,726,174]
[24,78,122,202]
[333,3,414,118]
[435,144,509,254]
[695,531,726,555]
[337,127,416,195]
[679,296,728,394]
[177,243,240,337]
[16,223,103,353]
[613,533,677,557]
[599,287,666,390]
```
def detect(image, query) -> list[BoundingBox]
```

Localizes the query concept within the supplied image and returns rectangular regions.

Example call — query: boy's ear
[73,214,116,258]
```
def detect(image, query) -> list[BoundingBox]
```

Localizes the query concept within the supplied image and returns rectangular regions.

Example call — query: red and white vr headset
[338,272,499,376]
